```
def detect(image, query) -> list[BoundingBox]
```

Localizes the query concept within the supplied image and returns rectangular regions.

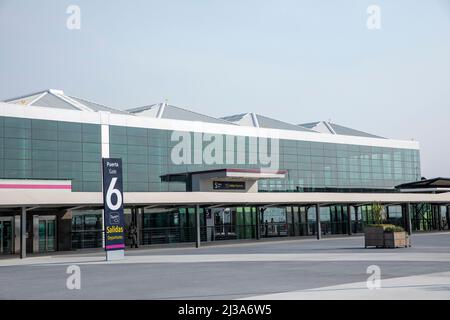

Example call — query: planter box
[365,227,410,248]
[384,231,410,248]
[364,226,385,248]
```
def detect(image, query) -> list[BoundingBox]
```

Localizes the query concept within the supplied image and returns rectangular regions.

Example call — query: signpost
[102,158,125,261]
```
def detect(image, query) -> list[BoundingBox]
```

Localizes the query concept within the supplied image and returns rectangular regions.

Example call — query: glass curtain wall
[359,204,404,228]
[260,207,288,237]
[71,210,103,249]
[285,206,316,237]
[0,116,102,192]
[0,118,420,193]
[142,207,258,244]
[109,125,421,193]
[411,204,438,231]
[211,207,257,241]
[142,207,205,245]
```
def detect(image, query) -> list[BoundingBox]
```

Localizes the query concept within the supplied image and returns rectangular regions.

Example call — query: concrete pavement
[0,232,449,299]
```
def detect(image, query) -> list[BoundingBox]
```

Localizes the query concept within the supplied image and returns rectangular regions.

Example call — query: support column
[195,205,201,248]
[405,203,412,236]
[297,206,302,236]
[340,206,345,234]
[315,204,321,240]
[305,206,309,235]
[20,207,26,259]
[58,210,72,252]
[431,204,437,230]
[256,206,260,240]
[437,205,443,231]
[290,206,295,236]
[354,206,359,233]
[446,206,450,231]
[261,208,266,237]
[136,208,143,246]
[347,204,352,236]
[386,206,390,222]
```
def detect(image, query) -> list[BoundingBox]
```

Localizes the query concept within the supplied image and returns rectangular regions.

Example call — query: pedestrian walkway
[244,271,450,300]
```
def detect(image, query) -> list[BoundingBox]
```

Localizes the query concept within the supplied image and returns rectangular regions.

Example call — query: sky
[0,0,449,177]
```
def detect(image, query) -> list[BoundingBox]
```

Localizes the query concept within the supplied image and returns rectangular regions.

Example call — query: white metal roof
[4,89,129,115]
[2,90,417,146]
[222,113,316,132]
[300,121,385,139]
[128,102,235,125]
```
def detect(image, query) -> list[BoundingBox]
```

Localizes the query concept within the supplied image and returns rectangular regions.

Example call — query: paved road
[0,233,449,299]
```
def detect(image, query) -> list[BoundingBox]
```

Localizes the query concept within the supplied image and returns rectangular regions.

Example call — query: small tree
[372,203,386,225]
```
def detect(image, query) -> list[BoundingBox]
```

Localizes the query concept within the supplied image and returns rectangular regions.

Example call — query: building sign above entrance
[213,181,246,190]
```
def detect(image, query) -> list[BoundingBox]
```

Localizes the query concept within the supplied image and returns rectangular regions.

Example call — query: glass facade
[210,207,257,240]
[109,125,421,192]
[139,204,411,245]
[0,116,102,191]
[71,210,103,249]
[0,117,419,193]
[142,206,258,244]
[142,207,203,244]
[410,204,449,231]
[270,140,421,191]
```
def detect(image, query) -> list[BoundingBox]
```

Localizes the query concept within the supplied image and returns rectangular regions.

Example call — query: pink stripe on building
[0,184,72,190]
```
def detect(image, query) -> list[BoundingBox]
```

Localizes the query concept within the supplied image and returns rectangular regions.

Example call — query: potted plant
[383,225,410,248]
[364,203,410,248]
[365,224,393,248]
[364,203,387,248]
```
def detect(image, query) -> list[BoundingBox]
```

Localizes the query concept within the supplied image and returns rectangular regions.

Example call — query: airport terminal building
[0,89,449,256]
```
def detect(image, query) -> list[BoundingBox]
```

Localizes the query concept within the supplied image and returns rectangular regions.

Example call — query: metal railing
[141,225,259,244]
[320,221,349,235]
[352,221,364,233]
[260,222,288,237]
[141,226,199,245]
[71,230,103,249]
[412,219,431,231]
[71,219,425,250]
[206,225,257,241]
[141,222,370,245]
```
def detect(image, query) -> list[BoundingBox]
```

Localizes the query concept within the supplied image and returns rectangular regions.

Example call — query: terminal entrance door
[211,207,257,240]
[0,217,14,255]
[37,216,56,252]
[213,208,237,240]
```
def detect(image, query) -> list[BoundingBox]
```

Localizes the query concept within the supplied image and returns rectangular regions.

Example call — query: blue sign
[102,158,125,251]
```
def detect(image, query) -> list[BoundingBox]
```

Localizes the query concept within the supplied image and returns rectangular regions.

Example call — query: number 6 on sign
[106,177,122,211]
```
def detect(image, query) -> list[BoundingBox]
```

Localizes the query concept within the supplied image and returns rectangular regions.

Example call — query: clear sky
[1,0,449,177]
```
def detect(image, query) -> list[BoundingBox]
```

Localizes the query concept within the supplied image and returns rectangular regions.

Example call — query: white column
[100,112,110,249]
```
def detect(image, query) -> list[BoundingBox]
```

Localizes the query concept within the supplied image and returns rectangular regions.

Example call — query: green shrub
[384,226,405,233]
[367,224,396,230]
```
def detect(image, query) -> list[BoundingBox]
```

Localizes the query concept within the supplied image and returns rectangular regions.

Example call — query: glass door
[0,217,14,255]
[213,208,237,240]
[38,216,56,252]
